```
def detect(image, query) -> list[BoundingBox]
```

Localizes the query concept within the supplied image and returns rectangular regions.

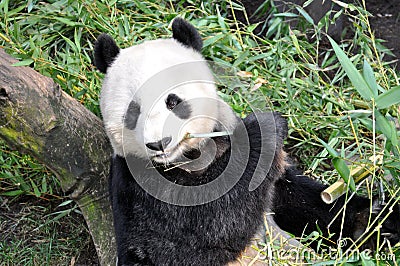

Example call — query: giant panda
[94,18,400,265]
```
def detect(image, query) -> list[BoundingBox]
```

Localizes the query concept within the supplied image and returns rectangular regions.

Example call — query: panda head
[94,18,238,165]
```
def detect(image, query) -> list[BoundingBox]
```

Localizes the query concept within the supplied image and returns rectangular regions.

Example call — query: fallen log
[0,49,115,265]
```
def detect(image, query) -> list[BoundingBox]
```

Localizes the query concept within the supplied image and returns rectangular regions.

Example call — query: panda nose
[145,136,172,151]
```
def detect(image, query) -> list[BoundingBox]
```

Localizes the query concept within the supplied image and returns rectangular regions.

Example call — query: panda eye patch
[165,93,182,110]
[124,101,141,130]
[165,93,191,119]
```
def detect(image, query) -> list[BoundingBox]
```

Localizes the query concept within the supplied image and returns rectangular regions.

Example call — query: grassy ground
[0,0,399,265]
[0,141,98,265]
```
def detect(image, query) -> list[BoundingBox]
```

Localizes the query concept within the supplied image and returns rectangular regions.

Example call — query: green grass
[0,197,95,265]
[0,141,97,265]
[0,0,399,264]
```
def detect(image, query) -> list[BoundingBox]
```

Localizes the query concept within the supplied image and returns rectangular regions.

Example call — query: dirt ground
[367,0,400,65]
[238,0,400,69]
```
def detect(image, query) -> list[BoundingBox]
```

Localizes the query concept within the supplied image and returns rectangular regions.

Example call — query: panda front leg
[108,156,155,265]
[271,165,400,249]
[112,204,154,266]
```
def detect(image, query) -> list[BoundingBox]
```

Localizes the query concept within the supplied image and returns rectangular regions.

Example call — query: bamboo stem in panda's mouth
[184,131,232,139]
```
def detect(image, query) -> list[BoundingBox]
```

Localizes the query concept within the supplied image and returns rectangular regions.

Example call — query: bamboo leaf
[12,59,34,67]
[132,0,151,14]
[27,0,34,13]
[328,36,375,100]
[0,190,24,196]
[41,175,47,193]
[74,28,81,53]
[54,17,79,27]
[233,50,250,67]
[362,59,378,97]
[60,34,77,53]
[376,86,400,109]
[216,7,227,33]
[318,138,338,157]
[317,138,355,190]
[275,12,298,18]
[375,110,398,146]
[30,179,41,197]
[289,28,301,54]
[265,17,283,38]
[332,158,355,191]
[58,199,74,207]
[296,6,314,24]
[203,34,224,48]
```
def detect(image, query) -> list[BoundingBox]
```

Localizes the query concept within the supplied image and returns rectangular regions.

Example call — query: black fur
[94,33,120,73]
[124,101,141,130]
[110,113,287,265]
[172,17,203,52]
[165,93,192,119]
[272,166,400,250]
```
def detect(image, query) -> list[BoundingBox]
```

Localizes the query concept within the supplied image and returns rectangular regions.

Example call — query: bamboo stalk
[321,179,346,204]
[184,131,232,139]
[321,155,383,204]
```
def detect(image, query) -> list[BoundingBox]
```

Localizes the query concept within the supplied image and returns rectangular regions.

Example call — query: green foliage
[0,0,399,264]
[0,197,94,265]
[0,141,60,198]
[324,36,400,192]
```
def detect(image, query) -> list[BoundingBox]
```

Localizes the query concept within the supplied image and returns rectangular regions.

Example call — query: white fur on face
[100,39,237,164]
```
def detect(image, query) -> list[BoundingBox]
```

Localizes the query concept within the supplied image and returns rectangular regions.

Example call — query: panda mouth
[150,140,186,163]
[154,152,170,158]
[151,131,232,163]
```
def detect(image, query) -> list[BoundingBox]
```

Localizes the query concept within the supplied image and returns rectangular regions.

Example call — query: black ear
[94,34,120,73]
[172,18,203,52]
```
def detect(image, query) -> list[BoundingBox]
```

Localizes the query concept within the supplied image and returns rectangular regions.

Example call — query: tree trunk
[0,49,115,265]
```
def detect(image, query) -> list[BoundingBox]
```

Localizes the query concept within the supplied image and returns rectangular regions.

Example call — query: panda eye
[165,93,182,110]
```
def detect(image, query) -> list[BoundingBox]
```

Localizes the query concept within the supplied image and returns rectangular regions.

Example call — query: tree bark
[0,49,115,265]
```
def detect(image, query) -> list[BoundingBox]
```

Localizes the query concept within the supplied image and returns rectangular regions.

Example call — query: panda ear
[172,18,203,52]
[94,33,120,73]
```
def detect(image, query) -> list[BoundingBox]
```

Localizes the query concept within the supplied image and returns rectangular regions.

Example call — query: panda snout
[145,136,172,151]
